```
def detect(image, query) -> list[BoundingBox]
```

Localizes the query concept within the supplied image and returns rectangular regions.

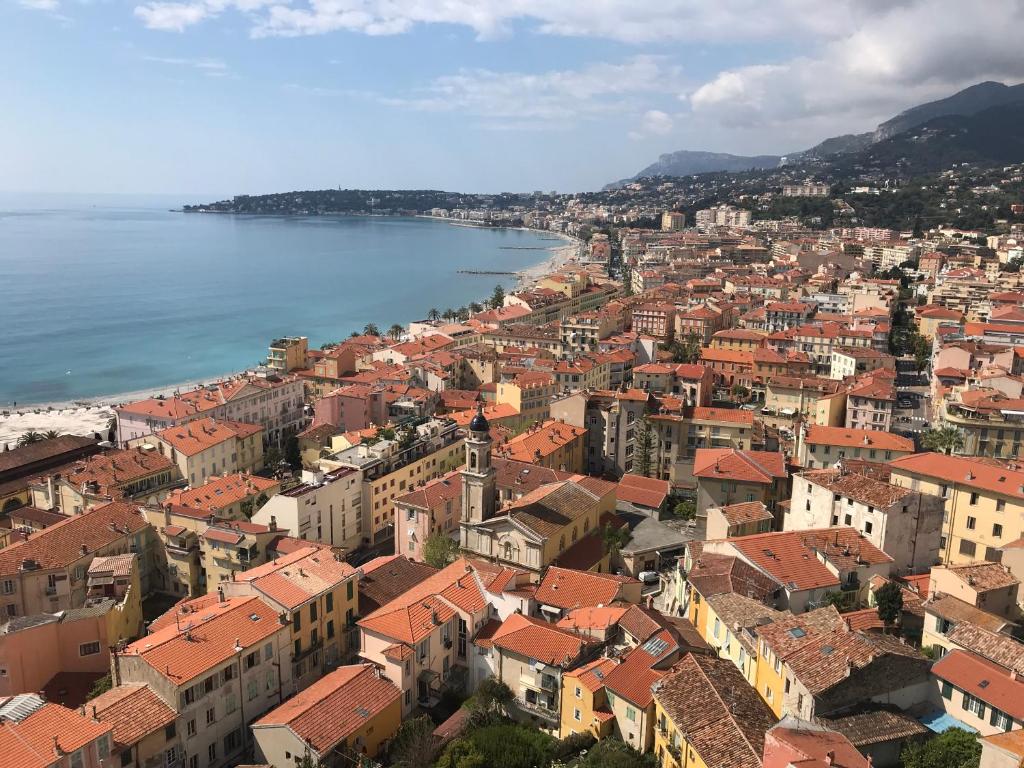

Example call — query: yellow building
[224,544,360,690]
[652,653,777,768]
[163,472,280,521]
[253,663,402,764]
[200,519,290,591]
[495,419,587,473]
[560,657,619,739]
[496,371,556,432]
[151,417,264,486]
[698,592,784,686]
[889,453,1024,565]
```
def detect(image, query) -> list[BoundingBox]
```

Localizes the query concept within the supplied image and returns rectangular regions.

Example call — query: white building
[252,467,363,551]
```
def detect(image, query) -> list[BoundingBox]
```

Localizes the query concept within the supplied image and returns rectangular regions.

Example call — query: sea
[0,194,559,406]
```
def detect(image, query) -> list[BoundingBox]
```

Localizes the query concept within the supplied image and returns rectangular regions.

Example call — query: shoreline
[0,226,579,441]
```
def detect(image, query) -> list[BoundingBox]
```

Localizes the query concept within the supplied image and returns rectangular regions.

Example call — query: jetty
[457,270,516,276]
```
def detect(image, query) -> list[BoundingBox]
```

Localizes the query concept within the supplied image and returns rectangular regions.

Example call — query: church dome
[469,406,489,433]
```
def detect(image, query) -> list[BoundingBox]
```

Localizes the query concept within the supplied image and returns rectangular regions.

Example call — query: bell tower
[461,404,496,525]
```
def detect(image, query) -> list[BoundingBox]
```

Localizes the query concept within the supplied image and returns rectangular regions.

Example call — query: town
[5,165,1024,768]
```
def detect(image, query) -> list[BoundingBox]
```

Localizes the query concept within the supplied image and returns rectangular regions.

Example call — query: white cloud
[134,2,210,30]
[379,56,679,130]
[142,54,232,77]
[629,109,674,140]
[19,0,60,10]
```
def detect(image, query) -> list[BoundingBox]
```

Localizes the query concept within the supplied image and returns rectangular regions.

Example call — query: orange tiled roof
[156,417,261,456]
[889,453,1024,502]
[693,448,787,483]
[0,700,112,767]
[235,545,357,610]
[165,472,277,512]
[89,683,176,749]
[564,656,619,693]
[804,425,913,452]
[253,664,401,755]
[933,650,1024,720]
[535,566,638,610]
[616,474,670,509]
[490,613,597,666]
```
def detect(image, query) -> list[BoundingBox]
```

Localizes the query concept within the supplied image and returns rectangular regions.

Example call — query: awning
[916,709,977,734]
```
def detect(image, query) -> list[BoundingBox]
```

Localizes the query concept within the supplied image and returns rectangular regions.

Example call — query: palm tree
[363,323,381,338]
[427,308,441,322]
[921,426,965,455]
[388,324,404,341]
[17,430,44,447]
[469,301,483,314]
[43,430,61,440]
[441,308,455,321]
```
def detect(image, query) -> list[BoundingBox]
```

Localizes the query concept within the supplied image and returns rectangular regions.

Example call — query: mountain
[604,150,781,189]
[875,81,1024,140]
[837,101,1024,176]
[613,80,1024,185]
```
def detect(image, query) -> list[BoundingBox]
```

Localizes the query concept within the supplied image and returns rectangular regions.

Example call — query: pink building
[762,719,869,768]
[0,694,113,768]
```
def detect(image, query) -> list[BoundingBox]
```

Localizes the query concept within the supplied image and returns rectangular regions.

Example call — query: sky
[3,0,1024,196]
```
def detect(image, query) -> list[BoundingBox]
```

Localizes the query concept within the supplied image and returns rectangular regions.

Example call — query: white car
[638,571,659,584]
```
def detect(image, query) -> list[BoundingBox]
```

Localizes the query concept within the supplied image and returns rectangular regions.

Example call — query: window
[293,612,301,631]
[997,499,1006,512]
[959,540,977,557]
[785,678,791,694]
[310,602,318,621]
[626,706,636,722]
[574,708,582,722]
[264,642,273,661]
[994,524,1003,538]
[326,592,333,613]
[347,580,354,600]
[714,618,720,638]
[165,723,176,740]
[208,743,217,762]
[79,642,101,656]
[247,678,259,701]
[187,719,196,738]
[294,639,301,658]
[121,750,132,768]
[206,707,216,725]
[575,686,582,699]
[844,514,852,526]
[189,757,198,768]
[1,580,13,595]
[864,521,873,535]
[963,692,985,719]
[941,681,953,699]
[991,709,1012,731]
[970,492,979,505]
[245,651,258,670]
[70,751,83,768]
[966,517,977,530]
[327,620,335,639]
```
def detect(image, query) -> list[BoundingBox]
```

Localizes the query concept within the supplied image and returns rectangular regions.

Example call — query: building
[762,718,871,768]
[89,683,182,768]
[0,435,101,513]
[222,545,360,689]
[929,562,1019,617]
[495,419,587,473]
[151,418,264,487]
[165,472,279,521]
[830,347,896,380]
[693,448,789,521]
[114,595,294,768]
[695,204,751,228]
[0,693,114,768]
[560,656,619,740]
[652,652,778,768]
[0,502,154,619]
[661,211,685,231]
[785,468,944,573]
[267,336,309,373]
[632,304,677,343]
[931,650,1024,736]
[252,467,363,552]
[550,389,650,477]
[251,663,402,765]
[888,453,1024,565]
[705,501,774,539]
[783,183,830,197]
[796,424,915,468]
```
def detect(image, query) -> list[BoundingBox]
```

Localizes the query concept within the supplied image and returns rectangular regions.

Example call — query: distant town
[5,154,1024,768]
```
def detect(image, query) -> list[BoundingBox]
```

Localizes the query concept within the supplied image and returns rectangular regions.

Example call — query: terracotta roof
[800,468,914,508]
[923,594,1012,633]
[804,425,914,452]
[767,722,869,768]
[693,449,787,483]
[933,650,1024,720]
[503,481,602,540]
[0,501,148,577]
[496,420,586,464]
[535,567,638,610]
[55,448,175,497]
[147,593,222,632]
[121,596,283,685]
[155,417,261,456]
[564,656,619,693]
[616,474,670,510]
[165,473,277,512]
[89,684,176,749]
[686,553,781,601]
[784,628,924,697]
[5,506,66,527]
[653,653,777,768]
[841,608,885,633]
[726,528,892,592]
[945,562,1019,592]
[618,603,670,645]
[717,501,773,527]
[601,646,665,707]
[757,607,846,660]
[394,470,461,513]
[86,553,136,579]
[704,592,785,637]
[692,407,755,425]
[818,707,928,747]
[358,555,438,615]
[946,622,1024,675]
[0,699,112,767]
[556,605,629,634]
[253,664,401,755]
[490,613,597,667]
[235,545,357,610]
[980,729,1024,759]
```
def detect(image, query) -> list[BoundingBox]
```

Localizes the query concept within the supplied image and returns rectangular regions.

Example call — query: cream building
[252,467,363,551]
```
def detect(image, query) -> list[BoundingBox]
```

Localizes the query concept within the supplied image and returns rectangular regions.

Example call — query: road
[894,357,932,441]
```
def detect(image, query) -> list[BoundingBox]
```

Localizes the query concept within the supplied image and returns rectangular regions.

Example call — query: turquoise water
[0,195,554,405]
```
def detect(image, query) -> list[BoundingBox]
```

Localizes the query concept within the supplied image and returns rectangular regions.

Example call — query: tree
[469,301,483,313]
[285,436,302,469]
[921,426,965,455]
[633,416,655,477]
[602,523,630,561]
[87,673,112,700]
[265,445,283,468]
[912,217,924,238]
[438,724,554,768]
[427,308,441,321]
[16,430,43,447]
[874,581,904,629]
[673,500,696,521]
[388,715,440,768]
[363,323,381,337]
[423,533,460,569]
[388,324,405,341]
[471,676,514,718]
[42,430,61,439]
[490,283,506,309]
[731,384,750,400]
[579,739,657,768]
[668,332,701,364]
[900,727,980,768]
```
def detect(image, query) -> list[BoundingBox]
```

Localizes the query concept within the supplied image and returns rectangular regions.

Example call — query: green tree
[913,334,932,371]
[900,727,980,768]
[668,332,702,364]
[423,533,460,569]
[388,715,439,768]
[42,430,61,440]
[673,500,696,521]
[363,323,381,337]
[471,676,514,718]
[912,217,924,238]
[602,523,631,561]
[874,581,904,629]
[87,673,112,700]
[264,445,283,468]
[438,724,554,768]
[633,416,655,477]
[490,283,506,309]
[922,426,965,455]
[16,430,43,447]
[731,384,750,400]
[427,308,441,321]
[436,740,486,768]
[388,324,405,340]
[469,301,484,313]
[285,436,302,469]
[579,739,657,768]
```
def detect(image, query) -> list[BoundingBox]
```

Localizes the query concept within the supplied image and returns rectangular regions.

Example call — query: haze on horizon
[3,0,1024,196]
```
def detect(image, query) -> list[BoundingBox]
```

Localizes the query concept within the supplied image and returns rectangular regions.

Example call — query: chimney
[825,751,835,766]
[217,586,225,603]
[269,515,277,532]
[53,736,63,757]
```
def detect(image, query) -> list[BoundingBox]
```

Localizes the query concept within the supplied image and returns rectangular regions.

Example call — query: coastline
[0,224,578,445]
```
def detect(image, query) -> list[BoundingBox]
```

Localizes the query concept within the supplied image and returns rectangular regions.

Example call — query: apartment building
[649,408,762,488]
[560,312,620,356]
[496,371,556,431]
[633,363,714,405]
[785,468,944,573]
[694,448,788,519]
[0,694,114,768]
[90,683,183,768]
[164,473,280,521]
[550,389,650,477]
[661,211,685,231]
[889,453,1024,565]
[151,418,264,487]
[495,420,587,474]
[939,390,1024,458]
[796,424,915,468]
[632,304,676,342]
[252,467,363,552]
[266,336,309,373]
[199,519,287,589]
[223,545,359,689]
[114,595,294,768]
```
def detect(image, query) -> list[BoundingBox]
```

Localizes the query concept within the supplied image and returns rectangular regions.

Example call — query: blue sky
[3,0,1023,196]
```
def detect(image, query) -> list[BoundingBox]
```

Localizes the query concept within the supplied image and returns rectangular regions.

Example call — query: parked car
[638,571,660,584]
